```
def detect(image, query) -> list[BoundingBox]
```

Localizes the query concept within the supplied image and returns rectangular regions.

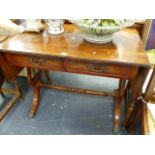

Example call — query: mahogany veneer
[0,24,150,133]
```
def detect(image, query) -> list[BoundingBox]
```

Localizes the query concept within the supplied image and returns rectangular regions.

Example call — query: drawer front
[8,54,64,70]
[67,60,129,77]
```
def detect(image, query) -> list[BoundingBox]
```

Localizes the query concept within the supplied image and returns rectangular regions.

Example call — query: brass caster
[29,111,35,118]
[113,128,120,134]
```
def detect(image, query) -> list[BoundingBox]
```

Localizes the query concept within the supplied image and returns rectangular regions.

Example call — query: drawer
[67,60,129,77]
[7,54,64,70]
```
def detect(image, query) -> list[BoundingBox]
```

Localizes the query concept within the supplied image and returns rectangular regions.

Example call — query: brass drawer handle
[29,57,45,68]
[90,64,106,73]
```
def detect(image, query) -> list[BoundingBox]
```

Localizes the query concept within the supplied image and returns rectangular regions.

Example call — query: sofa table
[0,24,150,133]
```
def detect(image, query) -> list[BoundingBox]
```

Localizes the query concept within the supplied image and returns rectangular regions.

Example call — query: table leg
[44,71,52,83]
[113,79,126,133]
[14,80,23,99]
[29,80,41,118]
[27,68,41,86]
[122,67,149,129]
[0,80,22,121]
[126,98,143,134]
[28,70,42,118]
[124,81,130,106]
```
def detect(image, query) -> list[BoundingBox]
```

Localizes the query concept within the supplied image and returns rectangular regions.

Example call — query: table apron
[3,53,139,80]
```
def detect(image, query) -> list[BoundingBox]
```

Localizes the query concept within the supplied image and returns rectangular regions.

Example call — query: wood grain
[0,24,150,133]
[0,24,149,66]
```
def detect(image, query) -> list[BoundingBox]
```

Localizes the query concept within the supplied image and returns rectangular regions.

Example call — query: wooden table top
[0,24,150,66]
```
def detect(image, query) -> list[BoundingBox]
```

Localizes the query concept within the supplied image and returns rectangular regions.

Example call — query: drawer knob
[90,64,106,73]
